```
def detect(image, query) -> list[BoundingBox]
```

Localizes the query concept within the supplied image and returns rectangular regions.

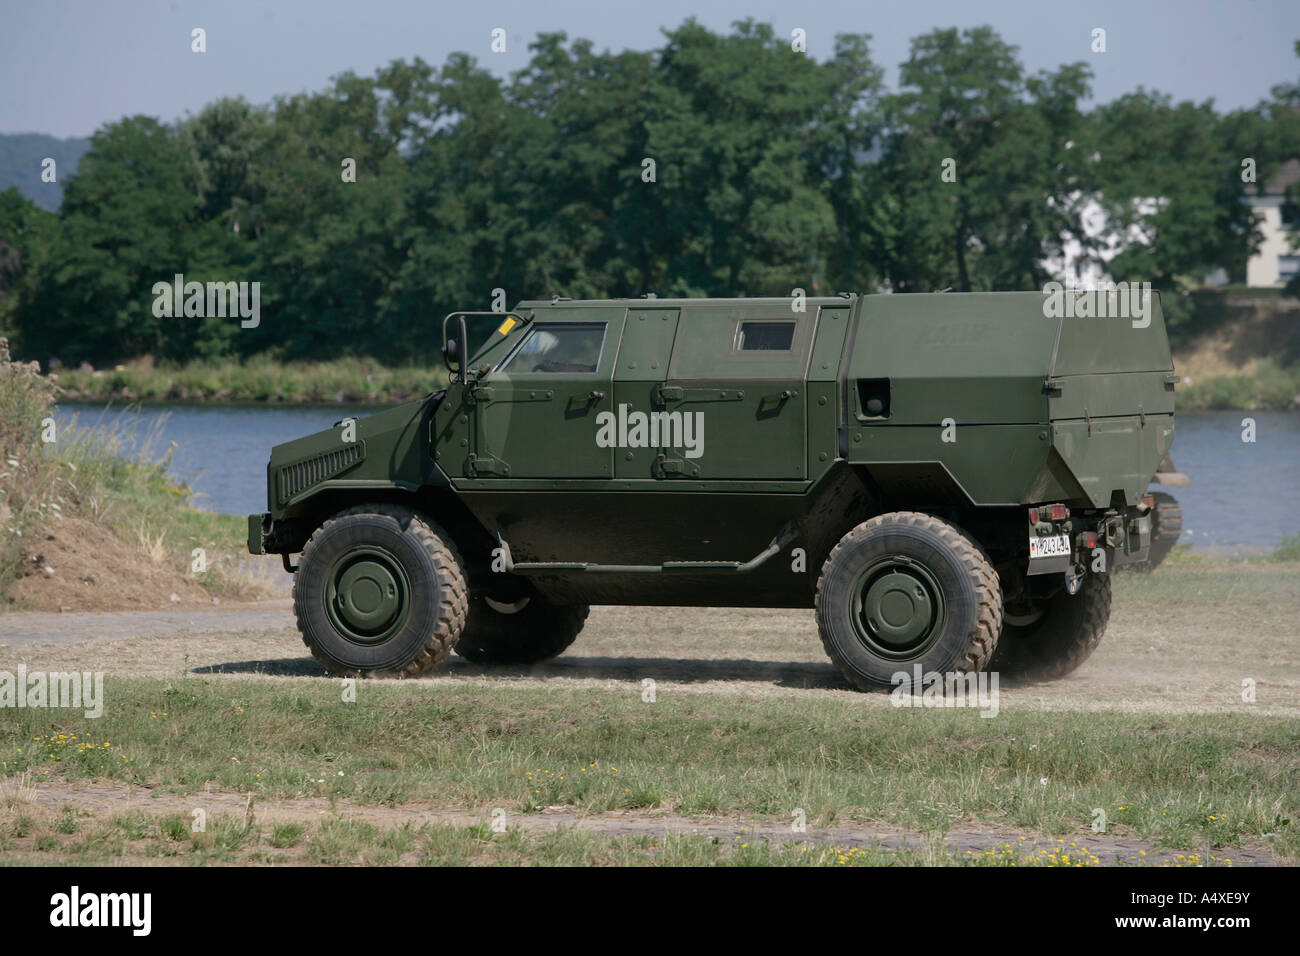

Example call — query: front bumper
[247,514,267,555]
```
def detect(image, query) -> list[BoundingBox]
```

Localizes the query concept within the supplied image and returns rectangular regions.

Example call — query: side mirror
[441,314,470,384]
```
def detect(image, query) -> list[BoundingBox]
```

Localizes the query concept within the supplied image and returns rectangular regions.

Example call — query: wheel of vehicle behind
[1144,492,1183,570]
[986,572,1110,680]
[815,512,1003,691]
[294,504,468,677]
[455,595,589,665]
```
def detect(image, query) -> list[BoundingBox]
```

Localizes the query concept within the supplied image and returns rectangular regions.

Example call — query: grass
[0,677,1294,861]
[1273,535,1300,562]
[0,337,59,594]
[51,356,447,406]
[0,809,982,866]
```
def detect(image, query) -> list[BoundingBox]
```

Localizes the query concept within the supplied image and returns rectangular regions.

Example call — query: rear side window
[501,323,606,373]
[736,321,796,351]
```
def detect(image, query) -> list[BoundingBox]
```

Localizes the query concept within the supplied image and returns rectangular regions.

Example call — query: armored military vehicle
[249,292,1176,690]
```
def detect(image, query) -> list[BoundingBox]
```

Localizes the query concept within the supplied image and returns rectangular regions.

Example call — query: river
[53,403,1300,547]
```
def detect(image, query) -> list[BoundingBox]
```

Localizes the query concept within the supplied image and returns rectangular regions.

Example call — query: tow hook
[1064,563,1084,595]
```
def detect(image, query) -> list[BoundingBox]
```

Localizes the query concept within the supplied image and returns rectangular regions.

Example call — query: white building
[1041,193,1163,289]
[1245,157,1299,288]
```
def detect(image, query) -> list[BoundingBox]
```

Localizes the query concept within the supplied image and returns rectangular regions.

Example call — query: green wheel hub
[324,547,412,644]
[852,558,945,659]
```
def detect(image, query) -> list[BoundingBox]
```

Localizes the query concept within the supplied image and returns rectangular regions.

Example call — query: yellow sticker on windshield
[497,317,518,335]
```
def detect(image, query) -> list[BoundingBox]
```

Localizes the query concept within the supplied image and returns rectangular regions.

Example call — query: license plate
[1029,533,1071,559]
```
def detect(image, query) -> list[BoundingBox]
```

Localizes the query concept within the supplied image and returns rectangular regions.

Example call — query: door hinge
[467,453,509,477]
[470,385,554,405]
[653,453,699,478]
[653,383,745,406]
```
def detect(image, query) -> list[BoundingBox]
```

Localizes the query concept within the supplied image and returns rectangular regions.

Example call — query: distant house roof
[1251,157,1300,197]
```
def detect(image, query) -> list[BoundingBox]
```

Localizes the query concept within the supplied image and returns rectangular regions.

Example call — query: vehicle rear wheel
[1144,492,1183,570]
[814,512,1002,691]
[294,504,467,677]
[454,595,588,665]
[987,572,1110,680]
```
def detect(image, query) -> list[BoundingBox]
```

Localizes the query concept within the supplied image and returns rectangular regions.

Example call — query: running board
[495,524,797,575]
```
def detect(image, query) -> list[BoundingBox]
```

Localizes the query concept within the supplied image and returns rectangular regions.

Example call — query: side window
[669,307,814,381]
[501,323,607,373]
[736,321,796,351]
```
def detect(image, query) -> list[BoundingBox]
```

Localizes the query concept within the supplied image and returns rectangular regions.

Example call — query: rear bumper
[1026,503,1151,576]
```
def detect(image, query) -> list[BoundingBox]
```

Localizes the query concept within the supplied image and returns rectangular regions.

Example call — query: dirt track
[14,779,1270,866]
[0,600,295,646]
[2,574,1298,715]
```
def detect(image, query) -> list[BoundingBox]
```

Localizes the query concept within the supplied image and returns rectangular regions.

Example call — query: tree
[23,117,205,363]
[0,188,56,344]
[872,26,1093,293]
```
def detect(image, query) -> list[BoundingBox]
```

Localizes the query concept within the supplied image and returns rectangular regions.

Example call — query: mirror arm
[458,314,469,385]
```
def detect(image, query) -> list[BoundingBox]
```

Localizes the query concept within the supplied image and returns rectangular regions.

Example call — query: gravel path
[0,600,295,646]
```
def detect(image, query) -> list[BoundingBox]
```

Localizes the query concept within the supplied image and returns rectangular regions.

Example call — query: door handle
[587,390,606,403]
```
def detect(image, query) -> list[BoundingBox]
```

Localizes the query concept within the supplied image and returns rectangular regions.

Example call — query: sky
[1,0,1298,139]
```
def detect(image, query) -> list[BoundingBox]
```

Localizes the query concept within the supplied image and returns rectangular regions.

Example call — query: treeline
[0,21,1297,367]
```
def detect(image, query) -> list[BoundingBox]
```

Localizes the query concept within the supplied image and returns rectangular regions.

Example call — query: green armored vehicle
[248,292,1176,690]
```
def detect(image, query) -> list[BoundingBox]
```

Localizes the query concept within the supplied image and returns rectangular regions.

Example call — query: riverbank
[0,340,266,611]
[48,356,1300,411]
[51,357,447,406]
[1174,360,1300,411]
[44,344,1300,413]
[1170,290,1300,410]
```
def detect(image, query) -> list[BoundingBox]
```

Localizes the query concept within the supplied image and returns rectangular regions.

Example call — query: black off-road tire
[987,572,1110,681]
[293,504,468,677]
[814,512,1003,692]
[1144,492,1183,570]
[1118,491,1183,573]
[454,596,588,665]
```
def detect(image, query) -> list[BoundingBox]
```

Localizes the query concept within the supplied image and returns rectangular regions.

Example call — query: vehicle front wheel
[814,512,1003,691]
[293,504,468,677]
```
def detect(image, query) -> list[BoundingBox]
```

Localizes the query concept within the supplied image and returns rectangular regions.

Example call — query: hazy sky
[2,0,1297,138]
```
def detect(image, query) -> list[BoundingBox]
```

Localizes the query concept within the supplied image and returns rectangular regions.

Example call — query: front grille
[278,442,366,503]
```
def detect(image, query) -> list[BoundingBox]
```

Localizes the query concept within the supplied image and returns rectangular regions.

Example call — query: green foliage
[870,27,1093,292]
[1175,358,1300,410]
[0,188,57,342]
[1274,534,1300,562]
[4,22,1297,368]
